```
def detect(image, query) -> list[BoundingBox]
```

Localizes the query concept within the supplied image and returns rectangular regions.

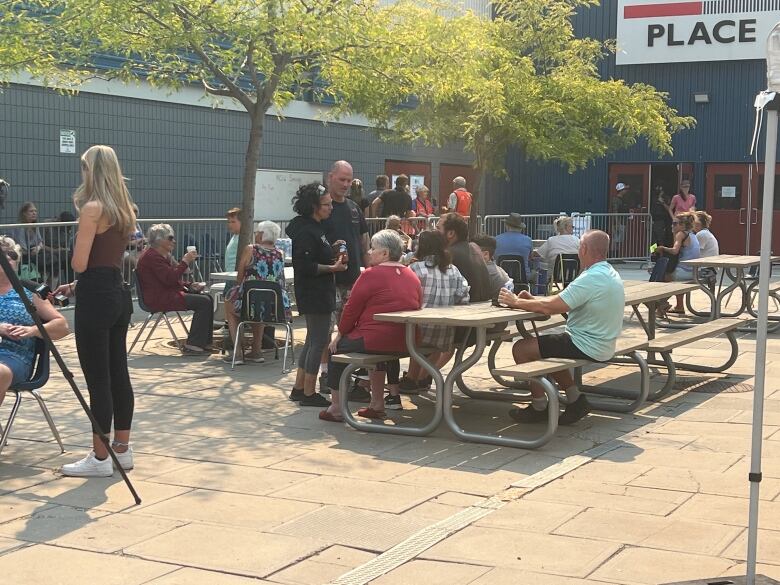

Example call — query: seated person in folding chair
[224,221,291,365]
[135,224,213,355]
[0,236,69,407]
[497,230,624,426]
[495,213,533,282]
[532,216,580,271]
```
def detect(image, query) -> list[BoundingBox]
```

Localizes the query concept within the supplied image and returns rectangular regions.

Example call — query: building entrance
[608,163,694,213]
[704,163,780,254]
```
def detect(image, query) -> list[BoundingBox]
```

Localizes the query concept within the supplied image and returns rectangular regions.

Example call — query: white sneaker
[113,446,134,471]
[61,451,113,477]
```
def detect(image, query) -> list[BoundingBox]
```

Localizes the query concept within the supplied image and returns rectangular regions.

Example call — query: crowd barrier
[0,212,651,294]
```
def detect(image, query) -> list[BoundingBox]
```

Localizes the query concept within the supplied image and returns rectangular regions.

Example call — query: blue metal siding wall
[492,0,769,214]
[0,84,472,221]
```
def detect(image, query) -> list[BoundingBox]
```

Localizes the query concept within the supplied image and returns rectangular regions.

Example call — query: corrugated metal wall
[491,0,768,214]
[0,84,472,221]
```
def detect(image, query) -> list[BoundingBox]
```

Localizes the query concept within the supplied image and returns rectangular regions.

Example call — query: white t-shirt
[696,229,719,257]
[536,234,580,269]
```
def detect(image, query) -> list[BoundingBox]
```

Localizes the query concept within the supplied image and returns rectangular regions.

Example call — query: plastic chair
[497,255,530,292]
[229,281,294,372]
[549,253,580,292]
[0,338,63,455]
[129,273,190,353]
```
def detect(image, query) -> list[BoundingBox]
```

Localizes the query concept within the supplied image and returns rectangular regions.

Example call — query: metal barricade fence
[482,213,652,262]
[0,218,295,294]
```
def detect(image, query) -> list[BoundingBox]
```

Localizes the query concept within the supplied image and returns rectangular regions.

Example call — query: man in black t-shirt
[371,174,413,218]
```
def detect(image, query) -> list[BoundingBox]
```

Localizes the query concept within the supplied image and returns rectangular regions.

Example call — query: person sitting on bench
[497,230,624,425]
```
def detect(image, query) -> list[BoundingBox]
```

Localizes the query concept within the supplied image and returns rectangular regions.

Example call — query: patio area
[1,273,780,584]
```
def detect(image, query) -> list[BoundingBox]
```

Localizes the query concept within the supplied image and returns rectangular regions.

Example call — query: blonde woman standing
[54,145,137,477]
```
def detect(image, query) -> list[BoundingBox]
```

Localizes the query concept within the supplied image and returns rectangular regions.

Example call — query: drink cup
[186,246,197,254]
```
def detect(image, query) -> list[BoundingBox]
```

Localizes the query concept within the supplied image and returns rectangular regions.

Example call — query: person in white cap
[609,183,631,253]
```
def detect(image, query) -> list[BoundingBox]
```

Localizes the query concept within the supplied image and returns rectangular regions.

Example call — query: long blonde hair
[73,145,136,235]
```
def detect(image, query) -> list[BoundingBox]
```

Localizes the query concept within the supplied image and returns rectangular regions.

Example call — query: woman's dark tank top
[87,224,127,269]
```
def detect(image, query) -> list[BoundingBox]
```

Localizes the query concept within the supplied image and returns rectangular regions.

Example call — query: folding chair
[0,338,63,455]
[129,274,190,353]
[497,254,530,292]
[549,253,580,293]
[229,281,294,372]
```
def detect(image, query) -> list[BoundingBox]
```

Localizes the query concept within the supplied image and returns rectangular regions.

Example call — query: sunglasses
[2,250,18,260]
[167,235,176,241]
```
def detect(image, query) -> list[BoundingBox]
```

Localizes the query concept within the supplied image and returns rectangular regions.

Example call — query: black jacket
[286,216,336,314]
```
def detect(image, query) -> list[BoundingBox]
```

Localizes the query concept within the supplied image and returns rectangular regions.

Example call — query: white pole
[747,103,778,584]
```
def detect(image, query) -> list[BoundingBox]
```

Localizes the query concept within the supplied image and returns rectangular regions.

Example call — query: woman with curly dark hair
[285,182,347,407]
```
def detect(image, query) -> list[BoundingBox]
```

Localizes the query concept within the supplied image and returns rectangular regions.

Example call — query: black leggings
[183,293,213,348]
[75,268,133,435]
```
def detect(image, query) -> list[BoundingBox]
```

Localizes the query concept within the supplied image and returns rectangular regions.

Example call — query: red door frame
[750,163,780,254]
[608,164,650,211]
[384,160,432,197]
[705,163,749,255]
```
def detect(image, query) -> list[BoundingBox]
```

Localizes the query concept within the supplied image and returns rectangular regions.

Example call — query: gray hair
[453,176,466,188]
[385,215,402,230]
[148,223,174,247]
[554,216,573,235]
[371,229,404,262]
[0,235,22,259]
[254,220,281,243]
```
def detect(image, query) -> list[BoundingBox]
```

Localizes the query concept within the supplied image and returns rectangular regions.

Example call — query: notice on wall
[616,0,780,64]
[254,169,323,221]
[391,174,426,200]
[721,186,737,198]
[59,130,76,154]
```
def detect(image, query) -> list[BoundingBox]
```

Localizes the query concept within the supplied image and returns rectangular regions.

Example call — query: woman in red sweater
[320,229,422,422]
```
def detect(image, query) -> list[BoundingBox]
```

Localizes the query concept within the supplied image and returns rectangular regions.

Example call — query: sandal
[319,410,344,423]
[357,407,387,420]
[182,346,206,355]
[668,308,685,314]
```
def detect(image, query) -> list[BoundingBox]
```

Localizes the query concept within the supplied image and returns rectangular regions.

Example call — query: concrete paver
[1,281,779,585]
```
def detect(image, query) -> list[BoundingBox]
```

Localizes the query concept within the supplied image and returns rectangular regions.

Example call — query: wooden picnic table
[681,254,780,319]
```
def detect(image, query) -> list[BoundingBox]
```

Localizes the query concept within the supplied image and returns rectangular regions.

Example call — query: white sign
[59,130,76,154]
[254,169,323,221]
[721,185,737,198]
[616,0,780,65]
[409,175,426,200]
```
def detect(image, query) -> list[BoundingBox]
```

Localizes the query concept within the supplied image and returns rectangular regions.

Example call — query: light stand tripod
[0,250,141,505]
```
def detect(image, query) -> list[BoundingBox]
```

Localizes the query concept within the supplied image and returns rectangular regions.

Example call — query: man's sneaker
[300,393,332,407]
[222,354,244,366]
[61,451,113,477]
[245,352,265,363]
[347,385,371,403]
[319,373,330,394]
[509,405,549,424]
[113,446,134,471]
[559,395,591,425]
[289,387,305,402]
[384,394,403,410]
[399,376,425,394]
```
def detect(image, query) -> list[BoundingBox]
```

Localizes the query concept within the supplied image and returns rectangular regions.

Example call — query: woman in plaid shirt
[401,230,470,392]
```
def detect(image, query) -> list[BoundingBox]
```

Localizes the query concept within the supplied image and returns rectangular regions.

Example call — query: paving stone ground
[1,269,780,584]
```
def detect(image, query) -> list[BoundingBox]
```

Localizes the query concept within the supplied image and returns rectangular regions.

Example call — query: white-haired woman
[320,230,422,422]
[0,237,68,408]
[135,223,212,353]
[224,220,291,364]
[533,216,580,270]
[53,145,137,477]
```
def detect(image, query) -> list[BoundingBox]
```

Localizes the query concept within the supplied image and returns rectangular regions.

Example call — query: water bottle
[536,268,549,296]
[338,243,348,264]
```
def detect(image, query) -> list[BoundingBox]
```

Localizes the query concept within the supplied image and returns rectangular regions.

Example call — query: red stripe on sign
[624,1,702,18]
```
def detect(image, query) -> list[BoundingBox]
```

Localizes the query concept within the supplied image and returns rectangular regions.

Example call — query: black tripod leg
[0,251,141,504]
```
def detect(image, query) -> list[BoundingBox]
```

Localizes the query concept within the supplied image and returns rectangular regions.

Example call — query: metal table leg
[339,324,444,436]
[581,350,650,412]
[442,327,559,449]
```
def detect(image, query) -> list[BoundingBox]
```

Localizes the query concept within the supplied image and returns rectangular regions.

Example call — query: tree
[331,0,696,234]
[0,1,87,85]
[63,0,445,250]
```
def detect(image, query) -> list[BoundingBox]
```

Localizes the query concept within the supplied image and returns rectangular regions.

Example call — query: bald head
[580,230,609,266]
[328,160,354,201]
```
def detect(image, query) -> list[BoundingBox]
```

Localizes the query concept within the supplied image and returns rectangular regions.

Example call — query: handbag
[663,232,689,273]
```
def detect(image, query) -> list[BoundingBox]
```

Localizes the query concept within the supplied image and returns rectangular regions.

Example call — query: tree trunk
[238,113,264,252]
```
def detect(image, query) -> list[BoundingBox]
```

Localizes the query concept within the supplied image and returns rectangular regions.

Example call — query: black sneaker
[384,394,403,410]
[319,373,330,394]
[509,405,549,424]
[348,385,371,403]
[559,395,591,425]
[289,387,305,402]
[300,393,332,407]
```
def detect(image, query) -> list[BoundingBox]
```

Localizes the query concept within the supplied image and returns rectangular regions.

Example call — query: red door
[439,163,478,213]
[384,160,432,195]
[608,164,650,211]
[705,164,749,254]
[750,163,780,254]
